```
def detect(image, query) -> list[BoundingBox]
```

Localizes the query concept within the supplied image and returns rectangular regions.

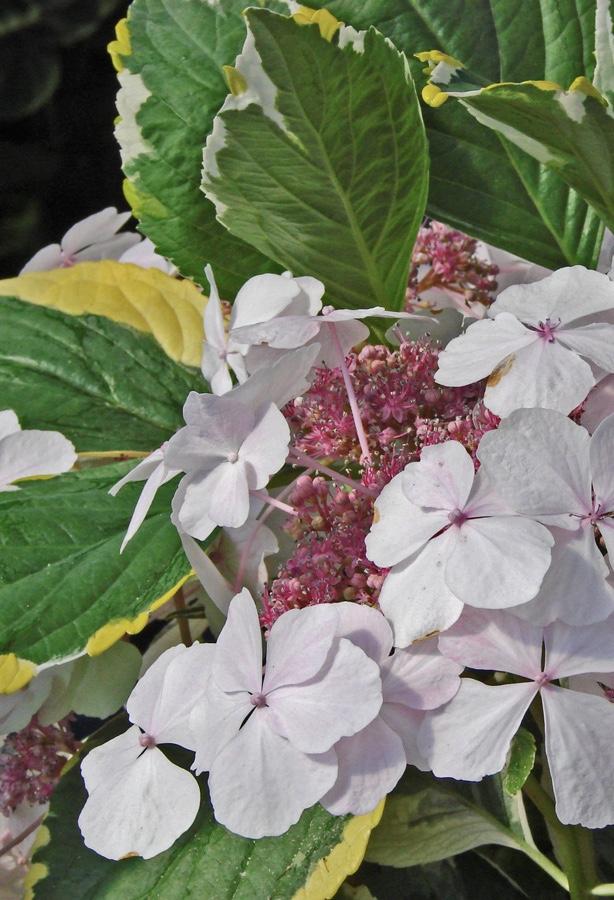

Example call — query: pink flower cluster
[406,220,499,313]
[0,717,79,815]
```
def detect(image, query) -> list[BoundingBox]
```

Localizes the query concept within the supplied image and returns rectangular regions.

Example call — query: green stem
[524,774,596,898]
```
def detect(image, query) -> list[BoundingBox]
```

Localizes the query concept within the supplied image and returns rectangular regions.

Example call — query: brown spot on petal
[121,852,140,860]
[373,507,381,524]
[487,353,515,387]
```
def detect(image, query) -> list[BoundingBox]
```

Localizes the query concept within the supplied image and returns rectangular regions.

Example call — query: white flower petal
[169,399,256,464]
[477,408,592,518]
[179,461,250,531]
[418,680,537,780]
[491,265,614,325]
[108,449,165,496]
[445,516,552,609]
[438,607,543,679]
[544,616,614,679]
[434,313,535,386]
[232,315,321,349]
[543,686,614,828]
[582,374,614,433]
[19,244,63,273]
[119,462,177,552]
[0,430,76,487]
[381,641,462,710]
[75,233,141,262]
[402,441,475,512]
[180,532,233,613]
[191,681,253,774]
[62,208,130,255]
[380,703,428,769]
[208,709,338,838]
[230,273,305,330]
[590,413,614,510]
[231,345,321,410]
[213,588,262,694]
[263,604,338,693]
[331,601,393,663]
[557,323,614,372]
[238,403,290,488]
[313,319,370,368]
[379,531,464,647]
[321,717,406,815]
[0,410,20,442]
[79,727,200,860]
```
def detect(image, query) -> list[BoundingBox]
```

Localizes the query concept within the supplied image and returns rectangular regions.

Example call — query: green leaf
[309,0,604,269]
[202,9,428,311]
[0,296,203,452]
[422,67,614,233]
[31,718,381,899]
[0,461,196,666]
[503,729,537,796]
[114,0,287,293]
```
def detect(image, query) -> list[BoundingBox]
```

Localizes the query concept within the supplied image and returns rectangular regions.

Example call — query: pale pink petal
[582,374,614,433]
[491,266,614,325]
[233,345,321,410]
[0,410,20,441]
[208,709,338,838]
[263,604,338,693]
[418,680,537,780]
[180,461,250,530]
[294,275,325,315]
[172,475,217,541]
[437,607,543,679]
[477,408,592,518]
[119,462,176,552]
[0,430,76,487]
[19,243,62,273]
[381,641,462,710]
[379,531,464,647]
[232,315,321,349]
[542,685,614,828]
[191,682,253,774]
[599,518,614,562]
[75,233,140,262]
[62,208,130,254]
[380,703,428,769]
[203,265,226,351]
[446,516,552,609]
[590,413,614,510]
[119,238,174,272]
[483,337,594,417]
[568,671,614,698]
[79,727,199,860]
[557,323,614,372]
[544,616,614,678]
[312,320,370,369]
[108,448,165,496]
[201,345,233,395]
[168,400,256,464]
[266,638,382,754]
[238,403,290,488]
[463,469,512,517]
[321,717,406,815]
[365,474,448,568]
[230,274,304,330]
[434,313,535,386]
[213,588,262,694]
[513,526,614,626]
[180,532,233,613]
[331,601,393,663]
[402,441,475,511]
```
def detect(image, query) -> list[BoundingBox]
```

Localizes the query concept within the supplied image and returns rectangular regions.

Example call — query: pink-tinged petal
[544,616,614,679]
[331,601,393,663]
[233,345,322,410]
[62,208,130,254]
[213,588,262,694]
[128,643,214,749]
[321,717,406,815]
[435,313,535,387]
[591,413,614,510]
[75,233,140,262]
[464,469,512,518]
[169,400,256,465]
[365,473,449,568]
[484,337,594,417]
[232,315,321,350]
[446,516,552,609]
[191,682,253,774]
[171,478,217,543]
[477,408,592,518]
[0,410,20,441]
[491,266,614,325]
[79,728,200,860]
[382,641,462,710]
[203,265,226,352]
[180,532,233,613]
[379,531,464,648]
[294,276,325,315]
[313,319,369,369]
[418,680,537,780]
[599,518,614,562]
[208,709,338,838]
[119,462,177,552]
[108,448,165,495]
[582,374,614,433]
[380,703,428,769]
[179,461,250,531]
[438,607,543,679]
[201,345,234,395]
[542,685,614,828]
[557,323,614,372]
[263,605,338,693]
[267,639,382,754]
[19,243,63,273]
[230,273,305,330]
[0,430,76,487]
[568,671,614,698]
[402,441,475,512]
[238,403,290,488]
[215,516,278,599]
[514,526,614,626]
[119,237,174,272]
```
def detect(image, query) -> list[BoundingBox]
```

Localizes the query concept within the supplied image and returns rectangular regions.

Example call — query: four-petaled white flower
[78,643,210,860]
[478,408,614,625]
[20,208,141,273]
[0,410,76,491]
[366,440,553,646]
[418,607,614,828]
[190,590,383,838]
[435,266,614,416]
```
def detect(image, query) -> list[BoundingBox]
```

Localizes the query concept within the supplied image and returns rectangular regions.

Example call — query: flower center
[227,451,239,463]
[250,692,268,708]
[447,507,468,527]
[535,317,560,342]
[139,733,156,748]
[218,349,228,360]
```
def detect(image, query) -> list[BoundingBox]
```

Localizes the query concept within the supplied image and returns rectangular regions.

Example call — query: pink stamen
[447,507,468,526]
[535,318,560,342]
[289,449,376,497]
[327,322,372,464]
[139,733,156,749]
[250,490,298,517]
[250,692,268,708]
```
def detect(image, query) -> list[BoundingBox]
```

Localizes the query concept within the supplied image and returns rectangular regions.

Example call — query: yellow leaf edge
[292,800,385,900]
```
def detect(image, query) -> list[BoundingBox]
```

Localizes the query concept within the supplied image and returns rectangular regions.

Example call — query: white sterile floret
[19,208,141,273]
[0,409,76,491]
[435,266,614,416]
[200,264,248,395]
[78,643,211,860]
[418,607,614,828]
[478,408,614,625]
[189,590,383,838]
[365,440,553,646]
